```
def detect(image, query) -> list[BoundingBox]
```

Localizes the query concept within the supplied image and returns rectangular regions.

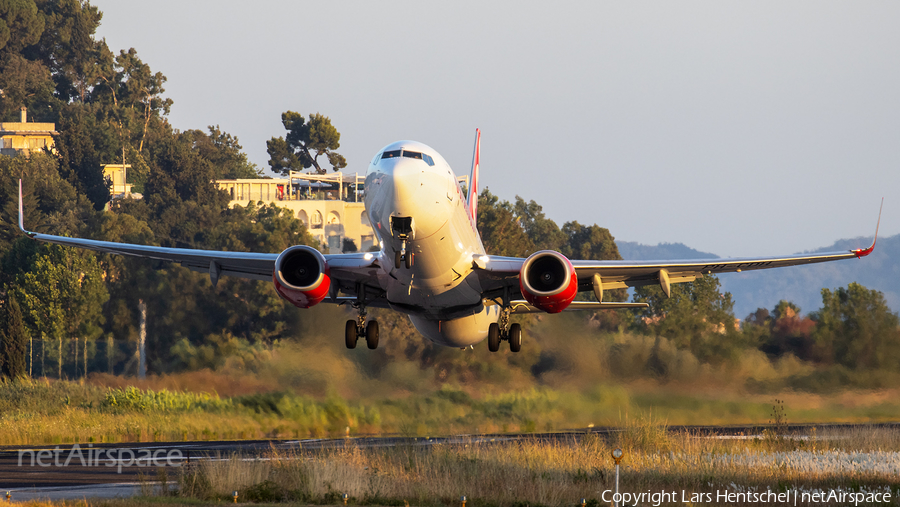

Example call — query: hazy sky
[94,1,899,258]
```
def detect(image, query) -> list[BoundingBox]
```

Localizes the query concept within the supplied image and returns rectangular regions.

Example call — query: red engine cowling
[273,245,331,308]
[519,250,578,313]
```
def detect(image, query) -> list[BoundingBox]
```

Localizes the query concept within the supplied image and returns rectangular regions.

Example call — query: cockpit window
[381,149,435,166]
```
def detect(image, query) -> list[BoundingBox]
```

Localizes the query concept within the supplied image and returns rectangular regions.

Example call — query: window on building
[311,210,323,229]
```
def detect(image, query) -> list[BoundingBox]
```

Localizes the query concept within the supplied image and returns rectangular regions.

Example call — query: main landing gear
[487,307,521,353]
[345,301,379,350]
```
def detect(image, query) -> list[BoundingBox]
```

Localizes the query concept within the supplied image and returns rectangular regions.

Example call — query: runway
[1,422,897,500]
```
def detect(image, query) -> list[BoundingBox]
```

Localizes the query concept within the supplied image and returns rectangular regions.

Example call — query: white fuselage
[363,141,500,347]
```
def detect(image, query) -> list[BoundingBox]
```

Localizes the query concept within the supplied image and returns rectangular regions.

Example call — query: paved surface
[1,423,897,500]
[4,484,147,502]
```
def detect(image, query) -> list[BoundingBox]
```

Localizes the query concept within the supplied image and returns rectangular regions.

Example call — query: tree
[0,0,55,121]
[753,300,816,360]
[561,221,626,302]
[10,244,108,377]
[53,104,113,209]
[811,282,900,370]
[1,295,29,377]
[476,189,533,257]
[0,0,45,55]
[30,0,104,104]
[183,126,261,179]
[561,221,621,262]
[632,275,739,362]
[267,111,347,175]
[512,196,567,252]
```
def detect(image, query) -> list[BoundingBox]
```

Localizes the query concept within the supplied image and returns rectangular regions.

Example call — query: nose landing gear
[391,216,414,269]
[393,243,413,269]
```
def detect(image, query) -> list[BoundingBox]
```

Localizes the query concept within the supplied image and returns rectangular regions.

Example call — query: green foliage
[632,275,741,362]
[811,282,900,370]
[0,0,897,394]
[8,244,108,376]
[0,295,29,377]
[54,104,113,209]
[267,111,347,175]
[102,386,228,413]
[183,126,262,179]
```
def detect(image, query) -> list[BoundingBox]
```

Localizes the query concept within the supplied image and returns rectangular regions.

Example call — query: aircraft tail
[466,128,480,223]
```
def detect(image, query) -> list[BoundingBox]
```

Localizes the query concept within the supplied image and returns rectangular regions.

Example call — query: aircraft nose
[390,160,422,205]
[387,159,448,238]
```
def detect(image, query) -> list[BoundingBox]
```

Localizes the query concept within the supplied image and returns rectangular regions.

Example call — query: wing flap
[509,300,649,314]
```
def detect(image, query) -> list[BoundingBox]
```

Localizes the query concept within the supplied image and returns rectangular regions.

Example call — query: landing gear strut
[487,306,521,353]
[394,244,414,269]
[345,291,379,350]
[391,217,414,269]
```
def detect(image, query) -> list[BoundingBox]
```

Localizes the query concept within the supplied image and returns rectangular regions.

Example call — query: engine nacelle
[519,250,578,313]
[273,245,331,308]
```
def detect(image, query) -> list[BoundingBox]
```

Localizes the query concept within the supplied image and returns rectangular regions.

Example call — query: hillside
[619,235,899,318]
[616,241,718,261]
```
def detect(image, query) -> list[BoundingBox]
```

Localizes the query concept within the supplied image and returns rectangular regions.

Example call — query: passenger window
[382,150,401,159]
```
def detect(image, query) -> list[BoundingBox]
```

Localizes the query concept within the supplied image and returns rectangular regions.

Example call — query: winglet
[17,179,33,236]
[466,128,480,224]
[852,197,883,258]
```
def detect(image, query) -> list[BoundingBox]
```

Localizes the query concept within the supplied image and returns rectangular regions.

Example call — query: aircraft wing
[16,181,383,297]
[476,245,877,303]
[475,201,880,302]
[569,248,874,294]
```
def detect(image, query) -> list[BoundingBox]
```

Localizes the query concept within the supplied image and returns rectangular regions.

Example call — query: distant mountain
[616,235,900,318]
[617,241,718,261]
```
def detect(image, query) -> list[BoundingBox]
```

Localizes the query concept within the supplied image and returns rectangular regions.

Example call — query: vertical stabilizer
[466,129,481,223]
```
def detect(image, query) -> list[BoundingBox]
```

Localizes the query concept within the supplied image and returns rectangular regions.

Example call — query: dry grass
[170,425,900,506]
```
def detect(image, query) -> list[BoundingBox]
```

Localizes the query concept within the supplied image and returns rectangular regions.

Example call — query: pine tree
[2,296,29,378]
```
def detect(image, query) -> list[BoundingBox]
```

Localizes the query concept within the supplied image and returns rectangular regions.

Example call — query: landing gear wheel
[405,252,414,269]
[394,251,402,269]
[508,323,522,353]
[345,320,358,349]
[487,323,501,352]
[366,320,380,349]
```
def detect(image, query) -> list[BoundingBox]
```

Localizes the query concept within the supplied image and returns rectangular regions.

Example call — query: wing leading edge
[476,199,881,301]
[16,180,379,289]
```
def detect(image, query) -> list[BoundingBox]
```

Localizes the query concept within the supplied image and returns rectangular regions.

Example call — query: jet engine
[519,250,578,313]
[273,245,330,308]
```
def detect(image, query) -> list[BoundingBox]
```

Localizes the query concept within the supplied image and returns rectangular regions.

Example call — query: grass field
[4,375,900,446]
[5,376,900,446]
[14,426,899,506]
[161,423,900,506]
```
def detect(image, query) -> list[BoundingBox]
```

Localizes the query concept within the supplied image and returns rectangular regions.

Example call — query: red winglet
[853,197,883,258]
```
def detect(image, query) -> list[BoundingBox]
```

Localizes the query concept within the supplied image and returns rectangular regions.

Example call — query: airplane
[17,129,881,353]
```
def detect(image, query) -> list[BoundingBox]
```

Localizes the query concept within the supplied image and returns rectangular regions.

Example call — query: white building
[215,172,375,254]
